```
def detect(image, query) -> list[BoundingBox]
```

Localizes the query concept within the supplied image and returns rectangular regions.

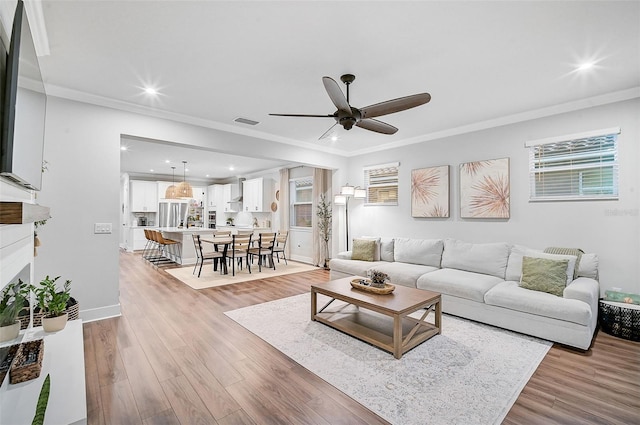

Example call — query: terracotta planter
[0,320,20,342]
[42,313,68,332]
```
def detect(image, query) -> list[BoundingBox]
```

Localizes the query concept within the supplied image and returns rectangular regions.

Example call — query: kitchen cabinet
[207,184,224,208]
[130,180,158,212]
[191,186,205,205]
[223,183,239,212]
[243,177,273,212]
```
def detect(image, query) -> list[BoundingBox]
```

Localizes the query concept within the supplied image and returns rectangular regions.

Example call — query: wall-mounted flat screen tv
[0,0,47,190]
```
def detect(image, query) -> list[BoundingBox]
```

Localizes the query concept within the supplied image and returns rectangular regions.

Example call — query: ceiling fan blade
[356,118,398,135]
[322,76,352,115]
[269,113,335,118]
[319,123,338,140]
[360,93,431,119]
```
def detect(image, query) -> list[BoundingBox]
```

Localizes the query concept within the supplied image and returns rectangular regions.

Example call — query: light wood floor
[83,252,640,424]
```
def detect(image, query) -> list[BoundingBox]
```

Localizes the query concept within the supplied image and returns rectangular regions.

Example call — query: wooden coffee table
[311,276,442,359]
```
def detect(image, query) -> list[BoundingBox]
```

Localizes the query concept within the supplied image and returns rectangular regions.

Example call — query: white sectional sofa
[329,237,600,350]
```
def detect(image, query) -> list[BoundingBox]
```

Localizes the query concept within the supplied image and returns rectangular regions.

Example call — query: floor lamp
[334,184,366,251]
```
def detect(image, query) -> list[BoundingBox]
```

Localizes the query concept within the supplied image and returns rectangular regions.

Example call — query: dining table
[200,237,233,275]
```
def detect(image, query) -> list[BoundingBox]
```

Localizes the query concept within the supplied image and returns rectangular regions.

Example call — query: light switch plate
[94,223,112,234]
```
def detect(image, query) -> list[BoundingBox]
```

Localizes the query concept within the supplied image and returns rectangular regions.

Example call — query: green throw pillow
[520,256,569,297]
[352,239,376,262]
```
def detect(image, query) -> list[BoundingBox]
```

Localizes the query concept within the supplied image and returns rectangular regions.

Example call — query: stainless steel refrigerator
[158,201,188,227]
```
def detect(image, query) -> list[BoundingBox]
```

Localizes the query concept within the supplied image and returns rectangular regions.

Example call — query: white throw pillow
[508,247,577,285]
[380,238,395,262]
[394,237,443,267]
[576,253,599,279]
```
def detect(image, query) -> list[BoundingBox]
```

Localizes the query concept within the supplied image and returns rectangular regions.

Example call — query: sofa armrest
[336,250,352,260]
[563,277,599,307]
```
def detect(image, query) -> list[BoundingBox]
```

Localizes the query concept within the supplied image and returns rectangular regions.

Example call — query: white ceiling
[25,1,640,178]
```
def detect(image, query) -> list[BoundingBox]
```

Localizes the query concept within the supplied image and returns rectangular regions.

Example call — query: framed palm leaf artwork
[411,165,450,217]
[460,157,510,218]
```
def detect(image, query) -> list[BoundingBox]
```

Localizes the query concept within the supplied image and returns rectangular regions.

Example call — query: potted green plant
[0,280,28,342]
[33,276,71,332]
[316,194,332,269]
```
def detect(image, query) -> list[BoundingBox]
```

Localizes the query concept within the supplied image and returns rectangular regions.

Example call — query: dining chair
[213,229,232,238]
[248,232,277,272]
[228,234,252,276]
[272,230,289,265]
[192,234,226,278]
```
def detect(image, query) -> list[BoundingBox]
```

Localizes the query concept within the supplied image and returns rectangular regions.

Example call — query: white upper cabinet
[223,183,239,212]
[243,177,272,212]
[207,184,224,208]
[191,186,205,205]
[130,180,158,212]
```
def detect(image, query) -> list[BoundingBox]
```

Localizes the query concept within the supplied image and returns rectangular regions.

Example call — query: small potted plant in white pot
[33,276,71,332]
[0,280,28,342]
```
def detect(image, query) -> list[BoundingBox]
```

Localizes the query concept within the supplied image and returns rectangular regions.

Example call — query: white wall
[33,96,347,321]
[340,98,640,295]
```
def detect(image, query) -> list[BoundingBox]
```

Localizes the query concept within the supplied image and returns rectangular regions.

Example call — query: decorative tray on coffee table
[350,278,395,295]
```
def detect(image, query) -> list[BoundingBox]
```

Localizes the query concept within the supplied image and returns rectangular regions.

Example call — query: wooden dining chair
[192,234,226,278]
[213,229,232,238]
[248,232,277,272]
[272,230,289,265]
[229,234,252,276]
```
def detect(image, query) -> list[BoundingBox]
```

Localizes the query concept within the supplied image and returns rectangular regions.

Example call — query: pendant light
[165,166,178,199]
[177,160,193,199]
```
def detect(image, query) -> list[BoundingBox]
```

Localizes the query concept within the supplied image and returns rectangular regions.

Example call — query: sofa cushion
[519,256,569,296]
[371,262,438,288]
[352,239,377,261]
[506,246,577,285]
[484,281,592,326]
[441,239,510,279]
[380,238,395,262]
[393,238,443,267]
[416,268,503,302]
[328,258,387,277]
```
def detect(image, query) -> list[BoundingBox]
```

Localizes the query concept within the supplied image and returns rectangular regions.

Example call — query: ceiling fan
[269,74,431,139]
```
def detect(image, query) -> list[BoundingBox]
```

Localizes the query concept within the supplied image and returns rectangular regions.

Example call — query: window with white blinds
[290,178,312,227]
[526,128,619,201]
[363,162,399,205]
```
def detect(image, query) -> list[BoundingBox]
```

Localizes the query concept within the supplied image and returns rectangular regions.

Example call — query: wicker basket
[599,301,640,342]
[32,297,79,328]
[10,339,44,384]
[350,279,396,295]
[0,343,20,384]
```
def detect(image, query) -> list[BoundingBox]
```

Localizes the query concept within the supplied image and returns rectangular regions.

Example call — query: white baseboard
[290,254,312,264]
[79,304,122,323]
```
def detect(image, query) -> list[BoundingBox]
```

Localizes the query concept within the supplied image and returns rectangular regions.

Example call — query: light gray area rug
[225,293,552,425]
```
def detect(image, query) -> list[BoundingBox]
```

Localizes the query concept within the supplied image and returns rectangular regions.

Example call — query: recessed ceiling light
[577,62,594,71]
[185,168,189,172]
[331,135,338,142]
[206,174,210,177]
[144,87,158,95]
[120,146,127,151]
[165,159,170,163]
[150,169,154,172]
[229,166,235,171]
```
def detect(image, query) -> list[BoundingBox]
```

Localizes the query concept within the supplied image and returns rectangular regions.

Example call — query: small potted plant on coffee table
[33,276,71,332]
[0,280,28,342]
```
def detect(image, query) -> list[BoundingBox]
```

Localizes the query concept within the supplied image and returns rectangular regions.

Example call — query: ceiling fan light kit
[270,73,431,140]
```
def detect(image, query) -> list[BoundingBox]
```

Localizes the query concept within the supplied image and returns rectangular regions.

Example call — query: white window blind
[363,162,399,205]
[526,128,619,201]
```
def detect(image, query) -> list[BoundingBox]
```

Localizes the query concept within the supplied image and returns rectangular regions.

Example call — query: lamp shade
[165,185,178,199]
[334,194,346,205]
[340,184,355,196]
[177,181,193,199]
[354,188,366,199]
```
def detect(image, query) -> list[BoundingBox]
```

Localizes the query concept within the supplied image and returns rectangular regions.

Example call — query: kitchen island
[156,226,271,265]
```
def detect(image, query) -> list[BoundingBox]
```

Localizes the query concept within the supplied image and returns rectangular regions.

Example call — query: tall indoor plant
[33,276,71,332]
[0,280,28,342]
[316,194,332,269]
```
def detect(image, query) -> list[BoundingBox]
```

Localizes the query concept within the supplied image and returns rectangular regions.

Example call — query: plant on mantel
[0,280,28,342]
[32,275,71,332]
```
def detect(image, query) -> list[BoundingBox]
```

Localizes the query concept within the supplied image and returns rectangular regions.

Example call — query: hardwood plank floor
[84,251,640,424]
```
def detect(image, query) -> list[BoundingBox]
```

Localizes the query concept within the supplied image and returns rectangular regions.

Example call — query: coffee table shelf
[311,277,442,359]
